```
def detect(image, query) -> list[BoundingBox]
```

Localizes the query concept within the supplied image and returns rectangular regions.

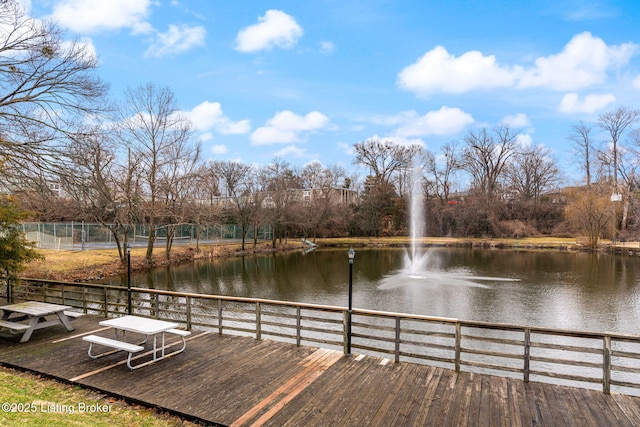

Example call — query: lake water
[116,247,640,335]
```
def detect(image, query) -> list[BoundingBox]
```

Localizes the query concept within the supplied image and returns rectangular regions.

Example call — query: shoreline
[20,236,636,283]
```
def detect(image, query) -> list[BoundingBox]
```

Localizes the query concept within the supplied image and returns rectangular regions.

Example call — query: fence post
[455,322,462,372]
[154,295,160,318]
[254,302,261,340]
[343,311,349,355]
[603,336,612,394]
[296,307,301,346]
[524,328,531,383]
[186,296,192,331]
[395,317,401,363]
[103,288,108,318]
[218,299,223,335]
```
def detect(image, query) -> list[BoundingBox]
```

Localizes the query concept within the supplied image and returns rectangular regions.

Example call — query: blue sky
[27,0,640,181]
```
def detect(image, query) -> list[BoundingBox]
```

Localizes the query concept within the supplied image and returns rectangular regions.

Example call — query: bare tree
[460,125,518,200]
[506,143,560,205]
[597,107,640,191]
[261,157,300,248]
[568,121,595,187]
[64,133,119,253]
[0,0,108,179]
[424,142,461,204]
[597,107,640,232]
[297,162,348,241]
[156,137,201,259]
[116,84,194,263]
[353,139,422,186]
[214,161,256,251]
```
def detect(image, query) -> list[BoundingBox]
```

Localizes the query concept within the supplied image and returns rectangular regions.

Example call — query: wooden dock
[3,315,640,426]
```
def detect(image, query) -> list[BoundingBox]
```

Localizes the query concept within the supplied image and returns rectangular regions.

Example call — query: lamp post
[346,247,356,356]
[126,245,132,315]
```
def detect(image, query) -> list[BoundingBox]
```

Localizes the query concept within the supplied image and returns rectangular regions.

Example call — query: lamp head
[347,247,356,262]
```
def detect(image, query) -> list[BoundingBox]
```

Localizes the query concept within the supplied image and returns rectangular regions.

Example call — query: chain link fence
[20,222,273,250]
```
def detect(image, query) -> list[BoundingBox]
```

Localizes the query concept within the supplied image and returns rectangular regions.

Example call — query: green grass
[0,367,192,426]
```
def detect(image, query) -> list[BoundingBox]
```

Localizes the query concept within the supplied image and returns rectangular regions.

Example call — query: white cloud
[198,132,214,142]
[183,101,250,135]
[397,106,473,136]
[501,113,530,128]
[320,41,335,54]
[516,133,533,148]
[251,110,329,145]
[274,145,307,158]
[397,46,518,95]
[563,3,618,21]
[377,107,474,137]
[398,32,638,95]
[559,93,616,113]
[338,142,354,156]
[211,144,228,155]
[236,10,303,53]
[633,75,640,89]
[50,0,152,34]
[519,32,637,90]
[144,24,206,57]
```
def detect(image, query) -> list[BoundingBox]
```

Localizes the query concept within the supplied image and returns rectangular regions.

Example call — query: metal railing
[7,278,640,396]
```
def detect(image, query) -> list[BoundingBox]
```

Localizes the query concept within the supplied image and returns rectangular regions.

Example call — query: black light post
[346,247,356,356]
[126,245,132,315]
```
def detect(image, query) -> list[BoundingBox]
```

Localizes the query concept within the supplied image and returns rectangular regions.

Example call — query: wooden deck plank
[330,358,402,426]
[490,376,511,427]
[462,371,483,426]
[272,357,371,426]
[389,363,441,426]
[611,393,640,426]
[3,314,640,426]
[443,371,474,426]
[411,365,448,426]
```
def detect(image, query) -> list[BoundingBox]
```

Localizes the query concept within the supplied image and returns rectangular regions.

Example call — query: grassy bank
[0,366,195,426]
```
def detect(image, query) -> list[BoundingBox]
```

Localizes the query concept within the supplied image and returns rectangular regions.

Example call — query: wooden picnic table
[0,301,74,342]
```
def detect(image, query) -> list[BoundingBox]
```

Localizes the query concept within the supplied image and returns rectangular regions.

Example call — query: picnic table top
[0,301,71,316]
[99,315,178,335]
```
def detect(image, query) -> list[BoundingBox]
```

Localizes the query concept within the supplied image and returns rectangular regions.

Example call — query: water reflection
[106,247,640,334]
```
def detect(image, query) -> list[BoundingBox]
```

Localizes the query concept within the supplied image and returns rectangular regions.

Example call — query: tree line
[1,0,640,279]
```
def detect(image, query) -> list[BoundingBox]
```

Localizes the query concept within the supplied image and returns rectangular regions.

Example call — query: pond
[110,247,640,335]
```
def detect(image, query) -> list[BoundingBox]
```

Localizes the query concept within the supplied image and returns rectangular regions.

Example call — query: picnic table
[0,301,75,342]
[83,315,190,370]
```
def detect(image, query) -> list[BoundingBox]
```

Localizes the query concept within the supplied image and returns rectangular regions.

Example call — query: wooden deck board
[3,314,640,426]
